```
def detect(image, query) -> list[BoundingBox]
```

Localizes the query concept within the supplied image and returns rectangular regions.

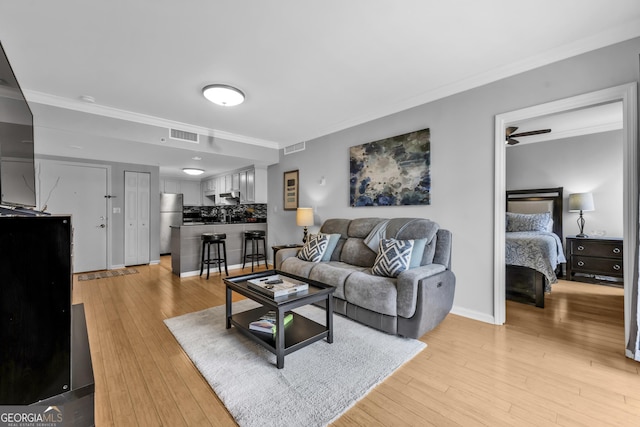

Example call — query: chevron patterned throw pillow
[372,238,415,277]
[297,233,330,262]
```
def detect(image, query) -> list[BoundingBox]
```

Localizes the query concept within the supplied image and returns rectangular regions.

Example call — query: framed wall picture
[350,128,431,206]
[283,170,299,210]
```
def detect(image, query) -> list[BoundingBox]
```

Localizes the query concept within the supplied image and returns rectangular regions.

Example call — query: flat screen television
[0,41,36,208]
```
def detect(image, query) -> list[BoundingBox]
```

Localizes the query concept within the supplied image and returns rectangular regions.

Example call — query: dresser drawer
[568,240,622,259]
[571,256,623,277]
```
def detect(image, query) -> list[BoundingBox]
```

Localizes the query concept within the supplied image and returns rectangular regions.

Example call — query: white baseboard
[149,259,160,265]
[179,263,249,278]
[450,305,496,325]
[111,264,125,270]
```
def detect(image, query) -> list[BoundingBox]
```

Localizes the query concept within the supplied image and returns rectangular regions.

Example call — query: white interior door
[37,161,109,273]
[124,171,150,266]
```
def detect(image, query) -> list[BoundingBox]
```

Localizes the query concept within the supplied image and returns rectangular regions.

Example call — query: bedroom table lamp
[568,192,595,238]
[296,207,314,243]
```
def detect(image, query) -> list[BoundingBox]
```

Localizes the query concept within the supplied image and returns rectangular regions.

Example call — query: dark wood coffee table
[224,269,335,368]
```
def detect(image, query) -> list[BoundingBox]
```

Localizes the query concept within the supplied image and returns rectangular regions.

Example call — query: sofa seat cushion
[344,271,397,317]
[280,256,319,278]
[309,262,366,299]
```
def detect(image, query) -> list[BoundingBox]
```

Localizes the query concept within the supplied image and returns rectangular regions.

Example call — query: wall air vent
[170,128,199,143]
[284,141,305,155]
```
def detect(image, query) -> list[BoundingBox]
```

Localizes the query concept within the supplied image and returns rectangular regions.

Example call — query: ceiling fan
[505,126,551,145]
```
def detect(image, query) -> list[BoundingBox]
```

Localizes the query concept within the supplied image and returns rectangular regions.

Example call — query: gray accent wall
[267,37,640,322]
[506,130,624,239]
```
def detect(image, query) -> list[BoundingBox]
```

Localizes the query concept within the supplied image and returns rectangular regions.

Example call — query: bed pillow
[297,233,330,262]
[372,238,414,278]
[506,212,552,232]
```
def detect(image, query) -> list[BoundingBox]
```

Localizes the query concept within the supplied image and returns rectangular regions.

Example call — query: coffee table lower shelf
[229,306,329,358]
[225,269,335,368]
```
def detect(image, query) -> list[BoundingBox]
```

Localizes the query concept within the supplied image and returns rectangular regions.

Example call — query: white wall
[36,154,161,268]
[267,37,640,322]
[506,130,624,239]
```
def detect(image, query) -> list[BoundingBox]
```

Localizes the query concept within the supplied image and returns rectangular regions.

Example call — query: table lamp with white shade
[568,192,595,238]
[296,207,314,243]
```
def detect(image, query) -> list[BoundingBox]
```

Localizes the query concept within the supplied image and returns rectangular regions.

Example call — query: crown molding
[23,90,281,149]
[298,19,640,144]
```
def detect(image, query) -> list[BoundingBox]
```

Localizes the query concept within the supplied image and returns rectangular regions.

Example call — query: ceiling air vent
[284,141,305,155]
[170,128,199,143]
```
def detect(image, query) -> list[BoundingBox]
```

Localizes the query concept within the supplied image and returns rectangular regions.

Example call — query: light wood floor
[72,258,640,426]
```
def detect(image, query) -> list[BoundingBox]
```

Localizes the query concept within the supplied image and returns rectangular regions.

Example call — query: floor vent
[284,141,305,155]
[170,128,199,143]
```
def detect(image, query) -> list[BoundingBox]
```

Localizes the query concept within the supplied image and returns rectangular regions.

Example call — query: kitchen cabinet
[162,179,180,194]
[246,169,255,202]
[204,178,216,192]
[201,178,216,206]
[239,170,248,202]
[209,166,267,203]
[232,172,240,191]
[253,166,268,203]
[239,168,259,202]
[181,180,201,205]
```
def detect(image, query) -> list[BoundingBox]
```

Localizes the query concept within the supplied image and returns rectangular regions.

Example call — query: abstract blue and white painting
[350,128,430,207]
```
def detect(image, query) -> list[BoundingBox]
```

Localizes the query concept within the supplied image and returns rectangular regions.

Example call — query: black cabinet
[566,236,623,284]
[0,216,72,404]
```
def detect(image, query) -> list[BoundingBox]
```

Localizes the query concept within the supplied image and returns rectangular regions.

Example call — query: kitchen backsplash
[183,203,267,223]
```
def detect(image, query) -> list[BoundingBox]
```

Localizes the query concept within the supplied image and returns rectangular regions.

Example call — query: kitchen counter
[170,223,268,277]
[182,221,266,226]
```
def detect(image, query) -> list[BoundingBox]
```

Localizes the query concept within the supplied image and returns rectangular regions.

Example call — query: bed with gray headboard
[505,187,566,308]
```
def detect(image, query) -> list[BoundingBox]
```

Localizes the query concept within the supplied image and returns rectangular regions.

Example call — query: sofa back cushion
[340,218,386,267]
[386,218,439,265]
[433,229,453,269]
[320,218,386,266]
[318,217,446,268]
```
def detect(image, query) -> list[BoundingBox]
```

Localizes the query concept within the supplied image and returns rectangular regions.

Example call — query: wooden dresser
[565,236,623,284]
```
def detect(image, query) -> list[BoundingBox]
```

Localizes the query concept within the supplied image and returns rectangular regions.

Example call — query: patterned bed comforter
[506,231,566,286]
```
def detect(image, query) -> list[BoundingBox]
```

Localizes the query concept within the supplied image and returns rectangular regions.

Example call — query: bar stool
[200,233,228,279]
[242,230,267,272]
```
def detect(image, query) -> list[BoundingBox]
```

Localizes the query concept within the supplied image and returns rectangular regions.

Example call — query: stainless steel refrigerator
[160,193,183,254]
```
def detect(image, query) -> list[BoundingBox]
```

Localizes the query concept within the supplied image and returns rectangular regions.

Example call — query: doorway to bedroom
[503,102,625,357]
[494,83,637,359]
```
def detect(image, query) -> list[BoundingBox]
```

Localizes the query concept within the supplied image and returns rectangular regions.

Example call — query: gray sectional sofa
[275,217,456,339]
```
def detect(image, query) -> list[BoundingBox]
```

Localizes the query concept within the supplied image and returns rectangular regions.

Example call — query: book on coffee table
[249,311,293,334]
[247,274,308,298]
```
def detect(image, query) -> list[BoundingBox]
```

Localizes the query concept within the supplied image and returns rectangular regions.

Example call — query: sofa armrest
[275,247,300,269]
[396,264,446,318]
[397,268,456,338]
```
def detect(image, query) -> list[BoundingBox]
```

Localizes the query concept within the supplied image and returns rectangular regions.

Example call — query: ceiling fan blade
[510,129,551,138]
[506,138,519,145]
[505,126,519,137]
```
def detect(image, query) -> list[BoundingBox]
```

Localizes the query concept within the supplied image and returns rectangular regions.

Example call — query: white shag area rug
[164,299,426,427]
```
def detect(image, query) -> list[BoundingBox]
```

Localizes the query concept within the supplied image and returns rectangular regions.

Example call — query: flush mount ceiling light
[202,84,245,107]
[183,168,204,176]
